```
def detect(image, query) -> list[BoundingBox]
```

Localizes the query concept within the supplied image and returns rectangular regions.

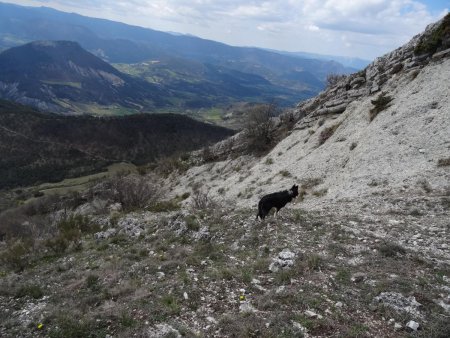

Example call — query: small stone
[278,249,295,260]
[369,304,378,311]
[239,301,256,313]
[394,323,403,331]
[335,301,343,308]
[269,262,279,272]
[276,286,285,294]
[206,316,217,324]
[292,321,308,334]
[406,320,419,331]
[351,273,366,283]
[305,310,322,319]
[183,292,188,300]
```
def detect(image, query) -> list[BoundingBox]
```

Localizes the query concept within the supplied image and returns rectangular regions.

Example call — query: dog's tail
[256,202,262,221]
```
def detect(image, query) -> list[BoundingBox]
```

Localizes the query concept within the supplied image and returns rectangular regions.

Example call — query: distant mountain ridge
[0,40,312,113]
[273,50,371,70]
[0,1,356,111]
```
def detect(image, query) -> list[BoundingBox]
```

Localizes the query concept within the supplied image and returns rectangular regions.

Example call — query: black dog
[256,184,299,220]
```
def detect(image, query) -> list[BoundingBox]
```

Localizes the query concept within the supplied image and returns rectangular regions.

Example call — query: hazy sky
[4,0,449,60]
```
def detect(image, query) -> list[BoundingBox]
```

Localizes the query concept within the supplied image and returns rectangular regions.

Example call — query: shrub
[279,170,291,177]
[414,13,450,55]
[85,274,101,292]
[319,123,341,145]
[184,215,200,231]
[47,315,108,338]
[15,284,44,299]
[326,73,347,88]
[148,199,180,212]
[45,214,97,255]
[437,157,450,167]
[307,254,323,271]
[108,174,159,211]
[201,146,217,163]
[155,155,191,177]
[191,187,215,210]
[160,295,181,315]
[301,177,323,189]
[0,239,31,271]
[244,103,278,154]
[378,242,406,257]
[369,92,393,121]
[265,157,274,165]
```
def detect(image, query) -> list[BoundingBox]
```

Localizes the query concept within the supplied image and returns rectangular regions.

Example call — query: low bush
[437,157,450,167]
[191,187,215,210]
[326,73,347,88]
[148,199,180,212]
[107,174,159,211]
[15,284,44,299]
[369,92,393,121]
[45,214,98,255]
[0,239,32,271]
[378,242,406,257]
[319,123,341,145]
[414,13,450,55]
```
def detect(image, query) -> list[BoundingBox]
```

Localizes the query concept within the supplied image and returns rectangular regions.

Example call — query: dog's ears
[291,184,298,189]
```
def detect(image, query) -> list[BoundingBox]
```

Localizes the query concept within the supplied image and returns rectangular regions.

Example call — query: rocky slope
[174,16,450,211]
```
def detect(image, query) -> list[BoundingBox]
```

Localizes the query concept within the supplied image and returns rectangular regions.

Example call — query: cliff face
[175,15,450,209]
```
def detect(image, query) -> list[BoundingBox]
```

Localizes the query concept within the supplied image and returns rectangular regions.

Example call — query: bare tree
[108,174,159,211]
[244,103,279,154]
[326,73,347,88]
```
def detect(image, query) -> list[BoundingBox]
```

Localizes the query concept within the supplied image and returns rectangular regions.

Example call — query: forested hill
[0,100,234,189]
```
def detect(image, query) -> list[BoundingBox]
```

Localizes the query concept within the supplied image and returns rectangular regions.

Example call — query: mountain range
[0,2,357,115]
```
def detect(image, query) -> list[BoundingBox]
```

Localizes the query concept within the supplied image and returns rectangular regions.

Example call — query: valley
[0,2,357,121]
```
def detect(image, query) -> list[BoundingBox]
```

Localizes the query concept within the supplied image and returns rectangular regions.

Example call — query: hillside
[0,99,234,189]
[0,40,307,115]
[0,13,449,338]
[178,15,450,210]
[0,40,171,113]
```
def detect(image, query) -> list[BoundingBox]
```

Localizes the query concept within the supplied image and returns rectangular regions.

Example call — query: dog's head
[289,184,299,198]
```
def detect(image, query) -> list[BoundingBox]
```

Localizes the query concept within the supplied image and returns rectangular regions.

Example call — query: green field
[41,80,82,89]
[36,162,137,196]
